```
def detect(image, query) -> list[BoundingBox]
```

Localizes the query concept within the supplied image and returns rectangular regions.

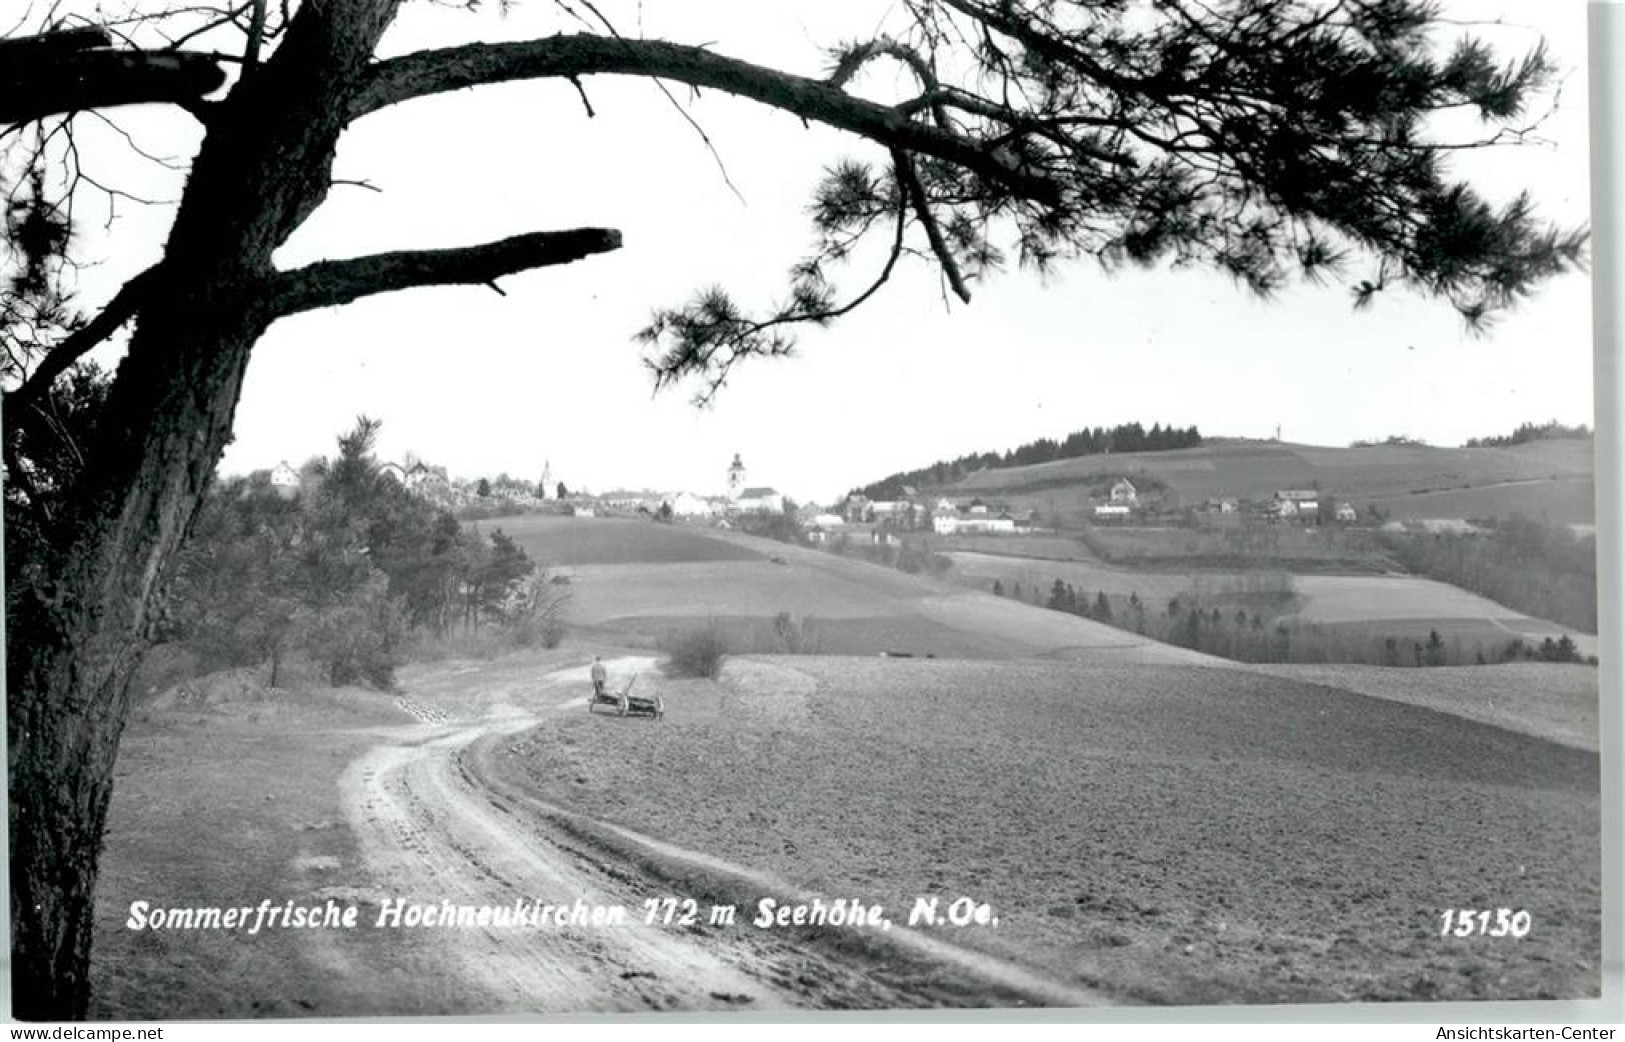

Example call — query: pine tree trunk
[7,0,403,1016]
[7,302,267,1019]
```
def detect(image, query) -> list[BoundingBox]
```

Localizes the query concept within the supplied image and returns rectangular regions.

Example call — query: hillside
[496,515,1214,664]
[935,437,1595,525]
[90,513,1601,1015]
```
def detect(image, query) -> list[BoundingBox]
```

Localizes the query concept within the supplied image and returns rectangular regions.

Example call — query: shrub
[662,619,730,678]
[769,611,821,654]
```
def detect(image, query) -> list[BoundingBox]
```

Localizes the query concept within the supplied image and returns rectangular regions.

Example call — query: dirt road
[338,656,1102,1013]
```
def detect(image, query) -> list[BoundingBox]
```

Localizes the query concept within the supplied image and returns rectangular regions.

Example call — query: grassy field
[1074,525,1390,571]
[939,438,1595,526]
[922,533,1099,562]
[486,514,763,566]
[947,550,1217,602]
[1364,476,1594,525]
[1293,575,1554,626]
[1246,663,1599,752]
[943,540,1595,666]
[547,525,1208,664]
[491,655,1601,1005]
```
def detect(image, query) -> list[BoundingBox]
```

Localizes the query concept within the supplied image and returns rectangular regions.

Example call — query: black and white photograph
[1,0,1614,1024]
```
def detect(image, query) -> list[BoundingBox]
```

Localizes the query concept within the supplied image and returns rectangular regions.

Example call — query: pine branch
[348,34,1069,207]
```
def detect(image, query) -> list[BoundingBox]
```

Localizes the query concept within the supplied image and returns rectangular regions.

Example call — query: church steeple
[727,453,746,501]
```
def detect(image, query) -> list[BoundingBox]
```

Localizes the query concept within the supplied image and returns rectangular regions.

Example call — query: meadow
[485,514,764,566]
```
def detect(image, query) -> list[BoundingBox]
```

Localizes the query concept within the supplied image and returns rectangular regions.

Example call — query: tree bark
[7,0,406,1018]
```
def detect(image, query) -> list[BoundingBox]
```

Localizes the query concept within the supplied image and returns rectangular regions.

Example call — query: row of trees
[1381,516,1597,634]
[162,418,563,689]
[1465,420,1593,448]
[855,422,1202,500]
[997,578,1566,667]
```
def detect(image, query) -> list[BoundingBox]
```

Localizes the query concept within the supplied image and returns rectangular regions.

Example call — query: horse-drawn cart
[588,675,664,720]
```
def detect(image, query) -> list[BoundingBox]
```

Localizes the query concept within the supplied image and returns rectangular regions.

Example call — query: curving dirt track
[338,657,1098,1012]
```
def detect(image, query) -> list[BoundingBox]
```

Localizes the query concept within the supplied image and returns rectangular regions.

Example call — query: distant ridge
[850,422,1201,501]
[926,437,1594,527]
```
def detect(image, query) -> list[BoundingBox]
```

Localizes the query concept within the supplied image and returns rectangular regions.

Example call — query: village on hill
[253,440,1403,550]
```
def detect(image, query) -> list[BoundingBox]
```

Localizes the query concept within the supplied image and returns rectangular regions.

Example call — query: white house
[1109,479,1138,504]
[1334,502,1359,523]
[1273,489,1319,518]
[270,461,301,499]
[669,491,713,517]
[937,515,1016,535]
[812,513,845,528]
[736,487,785,513]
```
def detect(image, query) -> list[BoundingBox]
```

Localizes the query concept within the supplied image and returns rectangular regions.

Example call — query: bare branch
[266,228,623,317]
[243,0,268,69]
[5,265,159,415]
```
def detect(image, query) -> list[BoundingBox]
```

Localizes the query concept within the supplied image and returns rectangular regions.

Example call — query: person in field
[590,656,608,697]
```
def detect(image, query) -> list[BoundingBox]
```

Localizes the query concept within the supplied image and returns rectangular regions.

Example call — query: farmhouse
[668,491,714,517]
[1109,479,1138,504]
[1273,489,1319,518]
[1334,502,1359,523]
[270,461,301,499]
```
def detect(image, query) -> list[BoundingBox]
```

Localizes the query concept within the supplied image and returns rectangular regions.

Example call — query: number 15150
[1440,908,1531,938]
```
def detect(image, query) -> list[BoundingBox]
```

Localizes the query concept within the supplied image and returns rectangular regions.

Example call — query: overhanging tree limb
[348,34,1094,206]
[266,228,623,317]
[0,30,227,125]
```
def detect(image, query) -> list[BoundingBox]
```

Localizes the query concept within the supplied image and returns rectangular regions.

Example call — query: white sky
[58,0,1598,505]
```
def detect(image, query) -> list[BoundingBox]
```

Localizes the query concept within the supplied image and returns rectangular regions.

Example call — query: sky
[47,0,1600,506]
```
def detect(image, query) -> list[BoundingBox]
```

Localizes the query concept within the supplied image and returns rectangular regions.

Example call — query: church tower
[727,453,746,502]
[540,459,553,499]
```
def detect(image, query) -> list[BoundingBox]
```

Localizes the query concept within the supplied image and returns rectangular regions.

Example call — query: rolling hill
[932,437,1595,526]
[497,515,1215,664]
